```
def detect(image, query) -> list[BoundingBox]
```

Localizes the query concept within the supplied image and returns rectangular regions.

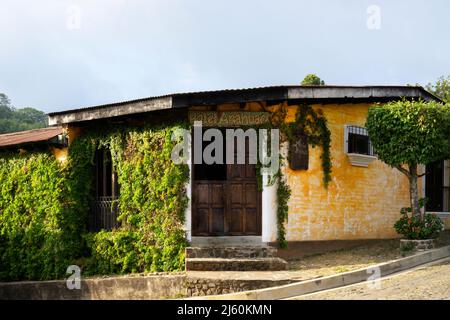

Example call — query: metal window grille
[88,196,120,232]
[346,126,374,156]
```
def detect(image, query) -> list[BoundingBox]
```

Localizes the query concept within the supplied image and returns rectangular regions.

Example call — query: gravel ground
[286,231,450,280]
[291,258,450,300]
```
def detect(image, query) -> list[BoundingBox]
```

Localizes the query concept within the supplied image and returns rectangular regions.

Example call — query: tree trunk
[408,163,421,218]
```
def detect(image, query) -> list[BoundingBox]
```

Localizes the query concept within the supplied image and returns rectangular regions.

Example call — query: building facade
[43,85,449,246]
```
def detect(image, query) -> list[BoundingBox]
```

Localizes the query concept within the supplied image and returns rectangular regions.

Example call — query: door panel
[211,184,224,206]
[244,208,258,234]
[197,184,209,205]
[246,164,256,178]
[228,208,244,233]
[245,184,258,206]
[193,181,226,236]
[194,208,210,235]
[230,184,243,204]
[211,208,225,233]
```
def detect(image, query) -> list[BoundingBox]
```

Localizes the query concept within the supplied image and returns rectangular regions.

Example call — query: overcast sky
[1,0,449,113]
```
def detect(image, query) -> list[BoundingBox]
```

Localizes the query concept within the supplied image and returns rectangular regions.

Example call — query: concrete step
[186,246,277,259]
[190,236,263,247]
[185,257,288,271]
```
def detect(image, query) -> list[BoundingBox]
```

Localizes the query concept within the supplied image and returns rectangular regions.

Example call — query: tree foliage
[366,100,450,167]
[426,75,450,103]
[0,93,47,133]
[366,99,450,217]
[301,74,325,86]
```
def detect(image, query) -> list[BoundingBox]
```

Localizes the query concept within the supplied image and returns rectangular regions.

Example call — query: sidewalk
[291,257,450,300]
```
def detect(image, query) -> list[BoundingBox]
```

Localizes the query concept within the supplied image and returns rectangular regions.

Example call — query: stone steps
[185,257,288,271]
[185,246,287,271]
[186,246,277,259]
[190,236,263,247]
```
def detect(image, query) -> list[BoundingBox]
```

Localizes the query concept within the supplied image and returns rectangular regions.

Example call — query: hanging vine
[271,104,332,187]
[275,171,291,248]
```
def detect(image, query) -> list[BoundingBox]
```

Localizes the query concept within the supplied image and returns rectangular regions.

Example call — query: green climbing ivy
[72,122,190,275]
[0,121,190,280]
[0,151,86,281]
[275,171,291,248]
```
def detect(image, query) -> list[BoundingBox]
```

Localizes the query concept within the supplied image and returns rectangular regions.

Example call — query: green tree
[366,100,450,218]
[0,93,47,133]
[426,75,450,103]
[301,74,325,86]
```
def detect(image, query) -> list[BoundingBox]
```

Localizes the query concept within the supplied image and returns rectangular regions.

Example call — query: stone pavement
[291,259,450,300]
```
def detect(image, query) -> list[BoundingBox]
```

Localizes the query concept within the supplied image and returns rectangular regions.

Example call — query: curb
[188,245,450,300]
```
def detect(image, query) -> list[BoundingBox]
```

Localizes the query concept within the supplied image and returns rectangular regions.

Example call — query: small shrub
[394,207,444,240]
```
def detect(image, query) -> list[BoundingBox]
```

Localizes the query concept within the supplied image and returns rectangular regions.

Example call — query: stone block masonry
[185,246,288,271]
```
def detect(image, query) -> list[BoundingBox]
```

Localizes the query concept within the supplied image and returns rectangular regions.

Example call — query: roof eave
[48,96,172,126]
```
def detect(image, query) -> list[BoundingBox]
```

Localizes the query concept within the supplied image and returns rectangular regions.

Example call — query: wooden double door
[192,131,262,236]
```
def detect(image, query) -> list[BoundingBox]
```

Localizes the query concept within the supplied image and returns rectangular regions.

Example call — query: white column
[184,148,193,242]
[262,141,288,243]
[262,173,278,243]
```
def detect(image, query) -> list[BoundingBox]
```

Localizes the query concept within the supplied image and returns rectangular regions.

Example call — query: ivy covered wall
[0,151,86,281]
[0,121,189,281]
[80,123,189,274]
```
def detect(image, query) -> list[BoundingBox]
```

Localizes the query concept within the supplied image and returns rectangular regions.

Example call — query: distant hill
[0,93,47,134]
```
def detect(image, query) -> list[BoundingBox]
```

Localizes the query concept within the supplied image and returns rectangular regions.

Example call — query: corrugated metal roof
[47,85,441,117]
[46,85,443,126]
[47,85,287,116]
[0,127,63,148]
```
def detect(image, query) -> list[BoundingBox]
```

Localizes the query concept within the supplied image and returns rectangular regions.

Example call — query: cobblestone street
[292,259,450,300]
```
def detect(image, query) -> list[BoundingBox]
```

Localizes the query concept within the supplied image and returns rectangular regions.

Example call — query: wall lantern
[57,134,69,147]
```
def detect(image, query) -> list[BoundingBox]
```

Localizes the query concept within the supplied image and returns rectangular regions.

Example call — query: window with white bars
[344,125,374,156]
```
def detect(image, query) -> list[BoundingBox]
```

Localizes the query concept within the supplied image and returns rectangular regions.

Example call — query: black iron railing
[88,196,120,232]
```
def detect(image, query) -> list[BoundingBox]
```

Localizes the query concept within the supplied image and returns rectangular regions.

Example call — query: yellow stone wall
[284,103,415,241]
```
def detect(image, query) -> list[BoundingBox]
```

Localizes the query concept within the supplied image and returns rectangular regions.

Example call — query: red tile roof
[0,127,63,148]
